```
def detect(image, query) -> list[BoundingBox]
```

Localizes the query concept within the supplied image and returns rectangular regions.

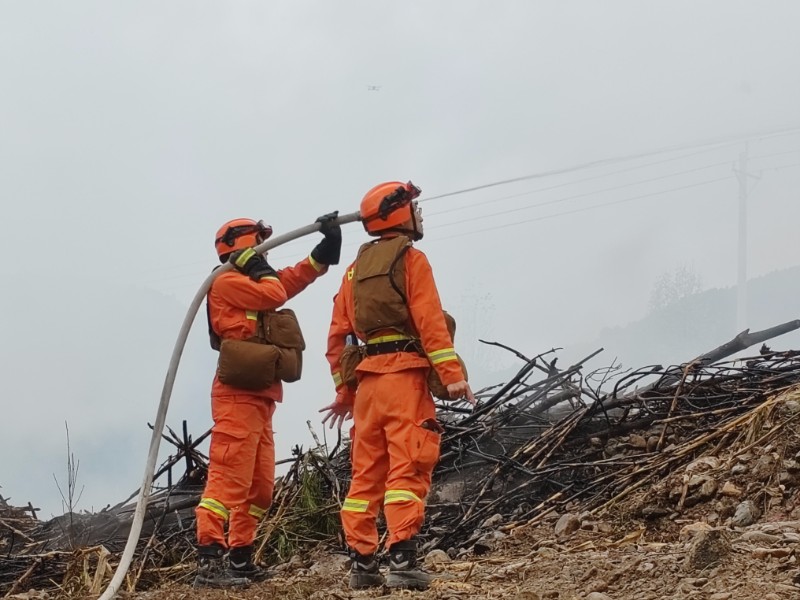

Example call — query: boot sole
[386,574,431,590]
[349,574,386,589]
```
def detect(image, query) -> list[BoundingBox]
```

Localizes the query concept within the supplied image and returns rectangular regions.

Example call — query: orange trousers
[341,368,441,555]
[196,394,276,549]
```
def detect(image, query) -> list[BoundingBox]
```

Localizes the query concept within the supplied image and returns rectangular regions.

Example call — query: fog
[1,1,799,516]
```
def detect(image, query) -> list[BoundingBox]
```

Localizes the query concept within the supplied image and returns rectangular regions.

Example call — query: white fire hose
[98,211,362,600]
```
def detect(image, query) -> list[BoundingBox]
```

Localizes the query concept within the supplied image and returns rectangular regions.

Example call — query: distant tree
[649,264,703,312]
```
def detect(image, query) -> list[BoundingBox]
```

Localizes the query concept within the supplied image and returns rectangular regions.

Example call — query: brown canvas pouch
[275,347,303,383]
[263,309,306,350]
[427,311,468,400]
[428,355,469,400]
[217,338,279,390]
[340,344,366,388]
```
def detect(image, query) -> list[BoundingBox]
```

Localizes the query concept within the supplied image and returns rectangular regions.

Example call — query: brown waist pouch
[427,355,469,400]
[427,311,467,400]
[340,344,366,388]
[217,338,280,391]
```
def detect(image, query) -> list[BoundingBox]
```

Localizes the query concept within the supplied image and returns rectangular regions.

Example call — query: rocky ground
[9,367,800,599]
[60,412,800,600]
[101,512,800,600]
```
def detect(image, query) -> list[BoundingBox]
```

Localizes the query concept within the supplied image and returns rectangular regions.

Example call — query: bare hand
[319,401,353,430]
[446,380,475,406]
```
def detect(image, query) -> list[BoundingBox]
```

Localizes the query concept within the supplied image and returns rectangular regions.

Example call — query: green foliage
[257,452,341,564]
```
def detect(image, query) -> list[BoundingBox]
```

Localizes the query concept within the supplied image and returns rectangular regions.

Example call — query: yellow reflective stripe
[308,254,323,272]
[342,498,370,513]
[245,310,259,320]
[367,334,415,344]
[332,372,343,387]
[347,268,354,281]
[428,348,457,365]
[248,504,268,519]
[234,247,256,267]
[384,490,422,505]
[198,498,230,520]
[259,275,280,281]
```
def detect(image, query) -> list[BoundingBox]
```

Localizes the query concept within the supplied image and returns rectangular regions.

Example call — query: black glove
[229,247,278,281]
[311,211,342,266]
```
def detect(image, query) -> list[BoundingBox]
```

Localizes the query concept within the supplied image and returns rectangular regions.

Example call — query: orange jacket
[210,255,326,401]
[326,242,464,405]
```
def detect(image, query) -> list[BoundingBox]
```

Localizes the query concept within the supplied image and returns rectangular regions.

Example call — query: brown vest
[352,236,415,337]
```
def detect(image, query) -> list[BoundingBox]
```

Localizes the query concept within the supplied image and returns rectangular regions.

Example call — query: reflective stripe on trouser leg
[229,399,277,548]
[380,369,437,549]
[342,498,370,513]
[196,395,273,547]
[342,378,390,556]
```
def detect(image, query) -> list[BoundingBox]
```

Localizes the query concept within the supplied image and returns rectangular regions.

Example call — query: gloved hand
[229,247,278,281]
[311,211,342,266]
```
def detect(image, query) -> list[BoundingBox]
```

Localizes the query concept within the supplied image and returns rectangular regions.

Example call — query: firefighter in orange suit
[195,214,341,588]
[320,182,475,590]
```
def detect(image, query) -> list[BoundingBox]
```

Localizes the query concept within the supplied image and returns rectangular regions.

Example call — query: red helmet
[214,218,272,259]
[360,181,422,236]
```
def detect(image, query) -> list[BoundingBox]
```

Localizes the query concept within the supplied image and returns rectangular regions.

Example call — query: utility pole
[735,143,748,333]
[734,142,760,333]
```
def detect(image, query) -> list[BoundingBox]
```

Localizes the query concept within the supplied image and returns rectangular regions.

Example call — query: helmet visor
[216,220,273,248]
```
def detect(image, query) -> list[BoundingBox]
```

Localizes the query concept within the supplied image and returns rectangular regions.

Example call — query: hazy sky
[2,1,800,516]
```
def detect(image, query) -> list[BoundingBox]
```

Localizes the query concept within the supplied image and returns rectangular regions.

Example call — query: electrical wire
[426,148,738,217]
[427,161,731,231]
[427,176,731,244]
[420,125,800,203]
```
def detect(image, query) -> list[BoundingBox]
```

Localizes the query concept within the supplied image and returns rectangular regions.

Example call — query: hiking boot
[349,551,385,589]
[386,539,433,590]
[193,544,250,589]
[229,544,271,582]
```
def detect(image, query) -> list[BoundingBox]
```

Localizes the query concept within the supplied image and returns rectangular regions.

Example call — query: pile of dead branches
[423,346,800,551]
[4,320,800,596]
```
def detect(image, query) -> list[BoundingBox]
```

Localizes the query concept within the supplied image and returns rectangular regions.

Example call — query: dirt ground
[123,412,800,600]
[117,514,800,600]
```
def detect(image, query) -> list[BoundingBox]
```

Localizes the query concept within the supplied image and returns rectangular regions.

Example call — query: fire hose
[98,211,362,600]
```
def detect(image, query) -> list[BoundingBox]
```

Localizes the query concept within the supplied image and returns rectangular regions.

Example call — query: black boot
[229,544,271,582]
[386,539,433,590]
[349,550,385,589]
[193,544,250,589]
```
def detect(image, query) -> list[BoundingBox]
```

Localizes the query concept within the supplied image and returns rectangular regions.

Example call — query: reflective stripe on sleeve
[309,254,323,272]
[342,498,370,513]
[427,348,457,365]
[245,310,259,320]
[234,248,257,267]
[384,489,422,505]
[332,372,343,387]
[198,498,230,520]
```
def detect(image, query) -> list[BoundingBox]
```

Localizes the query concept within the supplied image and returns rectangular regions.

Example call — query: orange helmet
[360,181,422,236]
[214,218,272,259]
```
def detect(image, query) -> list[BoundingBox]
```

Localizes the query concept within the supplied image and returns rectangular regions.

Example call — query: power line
[427,176,731,244]
[421,125,800,202]
[427,147,740,218]
[427,160,731,231]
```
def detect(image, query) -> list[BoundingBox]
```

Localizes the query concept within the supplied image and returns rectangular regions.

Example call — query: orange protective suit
[196,255,326,550]
[326,242,464,555]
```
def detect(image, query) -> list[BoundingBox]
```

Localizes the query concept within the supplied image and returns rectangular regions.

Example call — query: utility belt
[339,332,465,401]
[363,338,423,357]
